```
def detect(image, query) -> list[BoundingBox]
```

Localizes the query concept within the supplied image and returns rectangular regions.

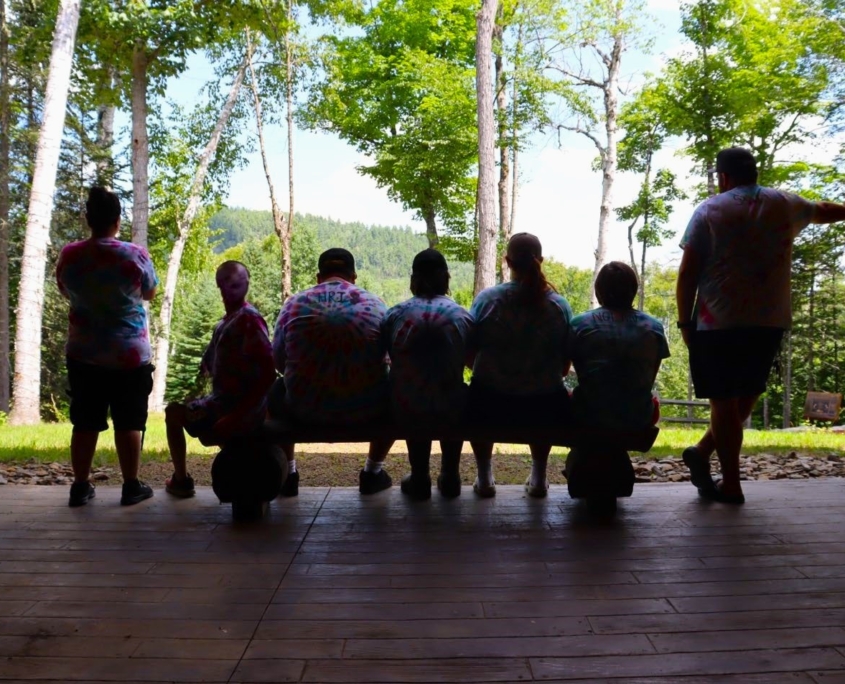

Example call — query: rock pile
[632,452,844,483]
[0,462,116,486]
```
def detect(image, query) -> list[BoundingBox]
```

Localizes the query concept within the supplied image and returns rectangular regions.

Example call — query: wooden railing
[660,398,710,425]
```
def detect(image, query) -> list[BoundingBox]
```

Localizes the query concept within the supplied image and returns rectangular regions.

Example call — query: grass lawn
[1,415,843,465]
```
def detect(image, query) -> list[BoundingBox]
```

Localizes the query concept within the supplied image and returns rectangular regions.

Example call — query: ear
[316,272,322,284]
[350,272,357,284]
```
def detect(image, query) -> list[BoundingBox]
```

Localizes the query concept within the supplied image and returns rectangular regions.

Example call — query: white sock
[288,459,297,474]
[364,458,382,474]
[530,459,548,488]
[476,458,493,487]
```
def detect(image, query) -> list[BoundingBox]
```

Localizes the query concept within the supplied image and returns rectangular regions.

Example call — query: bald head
[216,260,250,311]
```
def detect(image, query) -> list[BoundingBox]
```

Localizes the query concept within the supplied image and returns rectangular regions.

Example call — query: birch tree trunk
[495,20,511,284]
[589,34,622,308]
[131,43,150,247]
[284,0,295,300]
[95,68,116,186]
[149,55,249,412]
[474,0,499,296]
[9,0,81,425]
[423,205,438,248]
[0,0,10,413]
[246,33,289,305]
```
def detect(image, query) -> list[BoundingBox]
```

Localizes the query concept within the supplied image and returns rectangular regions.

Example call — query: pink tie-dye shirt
[56,238,159,369]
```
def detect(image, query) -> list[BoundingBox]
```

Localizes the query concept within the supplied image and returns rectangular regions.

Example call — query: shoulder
[473,283,508,308]
[635,311,667,335]
[352,284,387,309]
[548,291,573,317]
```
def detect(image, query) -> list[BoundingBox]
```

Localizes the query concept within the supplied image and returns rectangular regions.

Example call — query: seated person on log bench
[164,261,276,498]
[467,233,573,499]
[382,249,474,501]
[270,248,395,496]
[564,262,669,514]
[57,187,158,508]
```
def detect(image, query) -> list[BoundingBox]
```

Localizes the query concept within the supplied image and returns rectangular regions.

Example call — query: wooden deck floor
[1,480,845,683]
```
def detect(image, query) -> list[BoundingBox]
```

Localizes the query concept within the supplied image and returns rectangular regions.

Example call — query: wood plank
[298,658,532,683]
[24,601,267,621]
[241,638,346,659]
[0,617,258,639]
[530,647,845,680]
[0,656,237,681]
[669,592,845,614]
[484,598,675,618]
[263,601,483,621]
[650,626,845,653]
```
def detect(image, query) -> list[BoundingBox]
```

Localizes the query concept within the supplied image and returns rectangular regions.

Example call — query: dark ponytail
[512,256,555,306]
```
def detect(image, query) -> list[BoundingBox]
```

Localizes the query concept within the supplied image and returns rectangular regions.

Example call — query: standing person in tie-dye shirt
[270,248,394,496]
[468,233,573,500]
[382,249,474,500]
[55,187,159,508]
[565,262,669,515]
[677,147,845,505]
[164,261,277,498]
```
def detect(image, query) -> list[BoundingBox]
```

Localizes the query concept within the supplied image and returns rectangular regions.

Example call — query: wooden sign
[804,391,842,422]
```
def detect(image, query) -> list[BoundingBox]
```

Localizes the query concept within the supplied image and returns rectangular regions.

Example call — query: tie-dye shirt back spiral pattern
[680,185,817,331]
[56,238,159,369]
[383,295,474,418]
[273,280,389,422]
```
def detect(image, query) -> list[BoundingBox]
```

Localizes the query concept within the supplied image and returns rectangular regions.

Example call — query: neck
[224,300,245,314]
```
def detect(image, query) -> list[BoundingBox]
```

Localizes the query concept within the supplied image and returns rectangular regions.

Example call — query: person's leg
[402,440,432,500]
[709,395,757,498]
[527,442,552,497]
[165,403,189,480]
[437,440,462,498]
[695,393,757,457]
[360,439,394,494]
[71,431,100,484]
[470,441,496,497]
[114,430,142,481]
[365,439,394,469]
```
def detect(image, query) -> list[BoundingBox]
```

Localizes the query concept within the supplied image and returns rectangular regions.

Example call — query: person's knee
[710,398,741,423]
[165,403,186,427]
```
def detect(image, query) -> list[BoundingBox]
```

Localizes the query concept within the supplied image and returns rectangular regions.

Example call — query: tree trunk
[284,0,295,301]
[639,236,647,312]
[494,15,510,283]
[589,34,622,309]
[474,0,499,296]
[131,42,149,247]
[149,55,249,412]
[9,0,80,425]
[0,0,10,413]
[246,31,289,305]
[95,68,116,187]
[422,204,438,248]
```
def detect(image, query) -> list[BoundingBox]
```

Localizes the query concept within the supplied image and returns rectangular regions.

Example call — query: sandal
[682,447,717,493]
[165,474,195,498]
[698,479,745,505]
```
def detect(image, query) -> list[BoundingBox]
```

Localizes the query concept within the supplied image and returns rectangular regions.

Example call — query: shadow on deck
[1,481,845,682]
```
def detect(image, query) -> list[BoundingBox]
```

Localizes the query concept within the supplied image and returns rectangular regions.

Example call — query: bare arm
[813,201,845,225]
[676,247,703,346]
[142,286,157,301]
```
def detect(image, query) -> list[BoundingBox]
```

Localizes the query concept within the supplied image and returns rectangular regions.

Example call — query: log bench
[207,420,660,520]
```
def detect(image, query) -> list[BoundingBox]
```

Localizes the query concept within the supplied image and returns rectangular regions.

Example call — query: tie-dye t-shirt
[382,295,474,418]
[273,279,389,423]
[56,238,159,369]
[569,307,669,429]
[470,282,573,396]
[681,185,817,331]
[199,302,274,414]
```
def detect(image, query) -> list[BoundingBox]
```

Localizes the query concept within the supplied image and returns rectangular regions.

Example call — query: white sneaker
[473,477,496,498]
[525,476,549,499]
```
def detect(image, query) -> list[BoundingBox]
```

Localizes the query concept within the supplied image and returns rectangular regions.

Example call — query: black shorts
[465,383,571,428]
[689,328,784,400]
[66,358,154,432]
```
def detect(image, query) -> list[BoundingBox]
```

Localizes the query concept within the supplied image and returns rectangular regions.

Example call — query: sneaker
[359,468,392,495]
[165,474,195,498]
[473,477,496,499]
[400,473,431,501]
[121,480,154,506]
[436,472,461,499]
[68,481,96,508]
[280,470,299,498]
[525,476,549,499]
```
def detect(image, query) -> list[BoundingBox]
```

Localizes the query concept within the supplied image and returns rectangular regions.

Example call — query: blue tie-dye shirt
[56,238,159,369]
[569,307,669,429]
[273,279,389,422]
[470,282,573,396]
[383,295,474,418]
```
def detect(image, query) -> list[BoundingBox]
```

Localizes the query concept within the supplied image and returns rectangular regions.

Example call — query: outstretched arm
[813,201,845,225]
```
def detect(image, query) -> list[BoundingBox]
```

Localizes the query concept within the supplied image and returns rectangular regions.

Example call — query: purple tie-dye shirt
[56,238,159,369]
[681,185,817,331]
[382,295,474,418]
[273,279,389,422]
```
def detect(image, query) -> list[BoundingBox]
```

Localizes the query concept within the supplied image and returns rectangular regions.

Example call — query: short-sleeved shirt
[569,307,670,429]
[382,295,474,418]
[201,302,274,414]
[470,282,573,396]
[56,238,159,369]
[273,279,388,422]
[680,185,817,331]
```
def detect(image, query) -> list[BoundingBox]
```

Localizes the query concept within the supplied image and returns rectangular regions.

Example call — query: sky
[151,0,745,270]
